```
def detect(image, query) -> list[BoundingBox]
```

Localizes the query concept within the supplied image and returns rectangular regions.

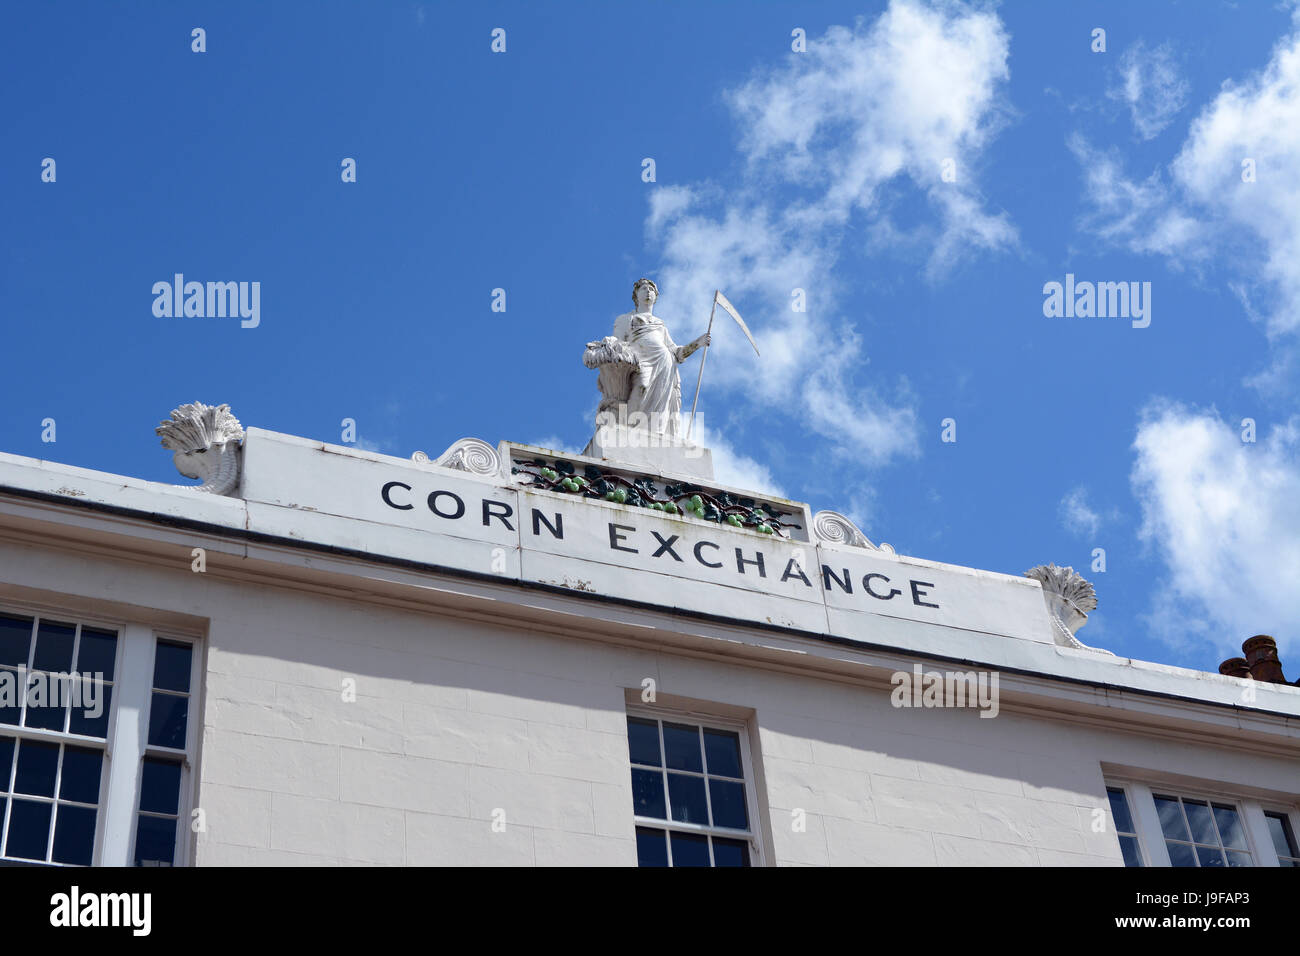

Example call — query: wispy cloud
[1058,486,1102,538]
[1074,17,1300,384]
[646,0,1014,472]
[1067,134,1204,258]
[1108,41,1189,140]
[692,421,786,497]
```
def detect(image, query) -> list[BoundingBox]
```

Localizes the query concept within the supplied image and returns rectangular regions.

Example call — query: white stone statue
[591,278,709,437]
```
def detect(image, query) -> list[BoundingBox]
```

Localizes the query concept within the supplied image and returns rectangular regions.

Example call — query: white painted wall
[0,534,1294,867]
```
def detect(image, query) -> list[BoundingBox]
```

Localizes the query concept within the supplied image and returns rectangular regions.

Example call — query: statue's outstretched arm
[674,332,711,362]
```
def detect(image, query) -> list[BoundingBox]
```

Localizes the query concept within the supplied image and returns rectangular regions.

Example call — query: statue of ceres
[607,278,709,436]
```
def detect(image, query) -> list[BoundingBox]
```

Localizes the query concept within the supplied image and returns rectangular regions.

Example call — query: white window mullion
[1242,800,1280,867]
[98,623,155,866]
[45,749,65,861]
[1128,782,1172,867]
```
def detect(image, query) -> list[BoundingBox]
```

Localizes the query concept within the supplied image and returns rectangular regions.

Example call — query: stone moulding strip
[1,481,1298,729]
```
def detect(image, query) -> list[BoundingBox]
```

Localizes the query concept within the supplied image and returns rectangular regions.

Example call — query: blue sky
[4,0,1300,673]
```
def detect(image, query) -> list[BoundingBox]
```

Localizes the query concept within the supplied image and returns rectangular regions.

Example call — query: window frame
[0,608,124,866]
[1106,776,1300,868]
[1149,791,1255,867]
[1260,806,1300,866]
[1104,783,1147,867]
[0,600,203,867]
[625,704,766,867]
[128,632,202,868]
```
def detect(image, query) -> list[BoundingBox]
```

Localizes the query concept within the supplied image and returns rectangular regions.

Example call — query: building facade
[0,404,1297,867]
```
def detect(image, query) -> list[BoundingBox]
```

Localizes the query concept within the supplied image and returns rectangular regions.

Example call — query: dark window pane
[1107,788,1135,834]
[635,827,668,867]
[134,814,177,867]
[709,779,749,830]
[51,805,97,866]
[59,747,103,804]
[1155,797,1190,842]
[68,684,111,739]
[147,692,187,749]
[1196,844,1226,866]
[14,740,58,796]
[1166,841,1197,867]
[1118,835,1143,867]
[152,641,192,693]
[0,736,12,791]
[5,799,51,860]
[712,836,750,867]
[1212,805,1246,850]
[32,621,75,673]
[0,615,33,668]
[662,722,702,773]
[626,717,661,767]
[1184,801,1217,845]
[667,772,708,825]
[630,768,666,819]
[23,673,68,731]
[140,758,182,815]
[703,729,743,779]
[0,670,19,726]
[1226,851,1253,867]
[1266,813,1298,858]
[76,629,117,683]
[669,831,710,867]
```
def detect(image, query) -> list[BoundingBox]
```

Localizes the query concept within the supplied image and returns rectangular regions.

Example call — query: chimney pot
[1241,635,1287,684]
[1218,657,1251,678]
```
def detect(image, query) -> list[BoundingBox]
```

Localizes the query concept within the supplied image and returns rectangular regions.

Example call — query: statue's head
[632,277,658,310]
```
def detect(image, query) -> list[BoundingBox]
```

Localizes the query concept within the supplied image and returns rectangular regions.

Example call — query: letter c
[381,481,413,510]
[694,540,723,569]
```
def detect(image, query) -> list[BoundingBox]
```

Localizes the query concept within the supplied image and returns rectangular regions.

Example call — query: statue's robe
[614,310,684,436]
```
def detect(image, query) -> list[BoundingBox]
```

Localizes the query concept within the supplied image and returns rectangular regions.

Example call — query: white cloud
[647,0,1013,470]
[1132,402,1300,658]
[724,0,1016,273]
[1108,42,1189,140]
[1067,134,1208,259]
[1059,486,1101,538]
[1075,20,1300,358]
[1171,25,1300,339]
[692,421,786,497]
